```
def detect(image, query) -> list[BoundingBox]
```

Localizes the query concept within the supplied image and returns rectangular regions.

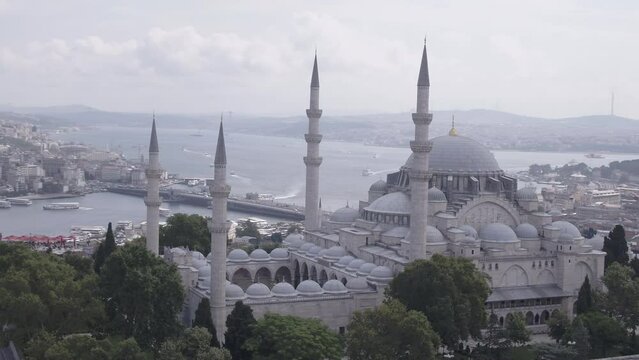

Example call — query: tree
[547,311,571,343]
[243,313,342,360]
[571,317,590,360]
[94,222,117,274]
[388,254,490,347]
[504,313,530,346]
[99,243,185,349]
[630,257,639,277]
[286,224,302,236]
[0,243,105,347]
[473,314,508,360]
[224,301,256,360]
[346,299,440,360]
[26,333,150,360]
[530,343,577,360]
[235,220,261,240]
[602,262,639,332]
[575,276,593,315]
[160,213,211,254]
[579,311,626,357]
[192,298,219,347]
[158,327,231,360]
[603,225,629,268]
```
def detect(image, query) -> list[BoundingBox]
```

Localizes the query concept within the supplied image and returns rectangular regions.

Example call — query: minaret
[407,39,433,261]
[144,116,162,256]
[304,53,322,231]
[208,119,230,345]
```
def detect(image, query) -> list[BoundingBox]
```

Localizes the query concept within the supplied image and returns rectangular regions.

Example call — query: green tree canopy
[578,311,626,358]
[388,254,490,347]
[160,213,211,254]
[504,313,530,346]
[547,311,571,344]
[93,222,117,274]
[244,313,342,360]
[575,276,593,315]
[224,301,256,360]
[602,262,639,331]
[346,299,440,360]
[0,243,105,347]
[603,224,629,268]
[571,317,590,359]
[25,331,149,360]
[235,220,261,240]
[157,327,231,360]
[192,297,219,348]
[99,243,185,349]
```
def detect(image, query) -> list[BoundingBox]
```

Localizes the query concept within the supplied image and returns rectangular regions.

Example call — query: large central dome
[405,135,502,175]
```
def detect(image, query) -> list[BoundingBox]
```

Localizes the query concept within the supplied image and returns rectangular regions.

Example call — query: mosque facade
[151,41,605,342]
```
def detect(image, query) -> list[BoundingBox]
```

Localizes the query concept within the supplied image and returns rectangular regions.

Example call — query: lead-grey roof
[405,135,502,175]
[214,120,226,165]
[149,118,159,153]
[516,187,538,201]
[365,191,411,214]
[330,206,360,223]
[311,54,319,87]
[479,223,518,243]
[417,44,429,86]
[487,284,567,302]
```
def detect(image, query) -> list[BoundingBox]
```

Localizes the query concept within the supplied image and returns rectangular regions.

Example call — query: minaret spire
[145,114,162,255]
[209,117,231,345]
[149,114,159,153]
[304,52,323,231]
[449,114,458,136]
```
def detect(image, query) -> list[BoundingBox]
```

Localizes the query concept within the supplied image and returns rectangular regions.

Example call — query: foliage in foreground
[157,327,230,360]
[160,213,211,254]
[25,331,150,360]
[224,301,256,360]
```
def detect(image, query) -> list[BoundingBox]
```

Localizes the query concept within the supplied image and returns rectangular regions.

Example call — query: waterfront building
[162,40,605,336]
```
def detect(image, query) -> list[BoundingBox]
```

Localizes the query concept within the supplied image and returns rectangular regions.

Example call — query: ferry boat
[159,207,171,217]
[362,169,374,176]
[0,200,11,209]
[585,153,605,159]
[6,198,33,206]
[43,202,80,210]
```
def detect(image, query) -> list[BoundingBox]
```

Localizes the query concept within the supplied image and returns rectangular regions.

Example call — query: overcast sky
[0,0,637,118]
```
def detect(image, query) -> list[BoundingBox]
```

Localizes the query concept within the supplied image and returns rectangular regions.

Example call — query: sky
[0,0,638,118]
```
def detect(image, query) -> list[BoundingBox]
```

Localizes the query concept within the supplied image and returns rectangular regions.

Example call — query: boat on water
[0,200,11,209]
[6,198,33,206]
[585,153,605,159]
[362,169,374,176]
[43,202,80,210]
[159,207,171,217]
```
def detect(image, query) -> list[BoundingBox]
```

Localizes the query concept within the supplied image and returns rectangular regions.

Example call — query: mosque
[144,41,605,343]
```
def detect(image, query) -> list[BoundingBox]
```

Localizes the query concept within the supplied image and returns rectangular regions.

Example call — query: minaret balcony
[145,168,163,178]
[208,184,231,197]
[306,109,323,118]
[412,113,433,125]
[410,141,433,153]
[303,156,323,166]
[208,220,231,234]
[144,197,162,207]
[304,133,323,144]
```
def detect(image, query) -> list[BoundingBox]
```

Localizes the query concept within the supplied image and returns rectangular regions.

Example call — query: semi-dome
[283,232,304,246]
[479,223,519,243]
[307,245,323,257]
[584,236,604,251]
[369,179,387,192]
[346,259,367,272]
[346,277,371,291]
[324,246,347,260]
[246,283,272,299]
[552,221,582,240]
[405,135,501,175]
[249,249,270,261]
[330,206,360,223]
[271,282,297,297]
[190,250,205,260]
[367,266,394,283]
[515,223,539,239]
[459,225,478,240]
[299,242,314,253]
[356,262,377,276]
[335,255,355,268]
[227,249,249,263]
[516,187,538,201]
[366,192,411,214]
[296,280,323,296]
[322,279,348,295]
[427,226,445,243]
[270,247,289,260]
[428,187,447,202]
[226,283,246,301]
[383,226,409,238]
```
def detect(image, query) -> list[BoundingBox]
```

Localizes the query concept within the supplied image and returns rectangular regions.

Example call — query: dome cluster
[226,248,290,263]
[224,279,358,300]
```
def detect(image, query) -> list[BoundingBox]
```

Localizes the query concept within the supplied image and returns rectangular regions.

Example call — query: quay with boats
[43,202,80,210]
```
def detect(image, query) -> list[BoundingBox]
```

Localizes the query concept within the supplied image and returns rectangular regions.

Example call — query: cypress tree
[94,222,117,274]
[193,297,219,347]
[225,301,256,360]
[603,225,629,268]
[575,276,593,314]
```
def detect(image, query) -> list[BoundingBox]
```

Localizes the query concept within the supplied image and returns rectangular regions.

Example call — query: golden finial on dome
[449,114,458,136]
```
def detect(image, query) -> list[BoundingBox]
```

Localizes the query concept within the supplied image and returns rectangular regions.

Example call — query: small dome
[307,245,323,257]
[367,266,393,283]
[283,232,304,246]
[459,225,478,240]
[584,236,604,251]
[250,249,270,261]
[346,259,366,272]
[335,255,355,268]
[323,246,347,261]
[322,279,348,295]
[356,262,377,276]
[206,252,213,260]
[366,192,411,214]
[192,258,207,270]
[226,283,246,301]
[428,187,447,202]
[271,282,297,297]
[190,250,205,260]
[246,283,272,299]
[346,277,371,291]
[198,266,211,281]
[171,247,187,255]
[329,206,360,223]
[552,221,582,240]
[227,249,250,263]
[270,247,289,260]
[299,242,314,253]
[296,280,323,296]
[515,223,539,239]
[427,226,445,243]
[479,223,519,243]
[516,187,538,202]
[369,179,387,192]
